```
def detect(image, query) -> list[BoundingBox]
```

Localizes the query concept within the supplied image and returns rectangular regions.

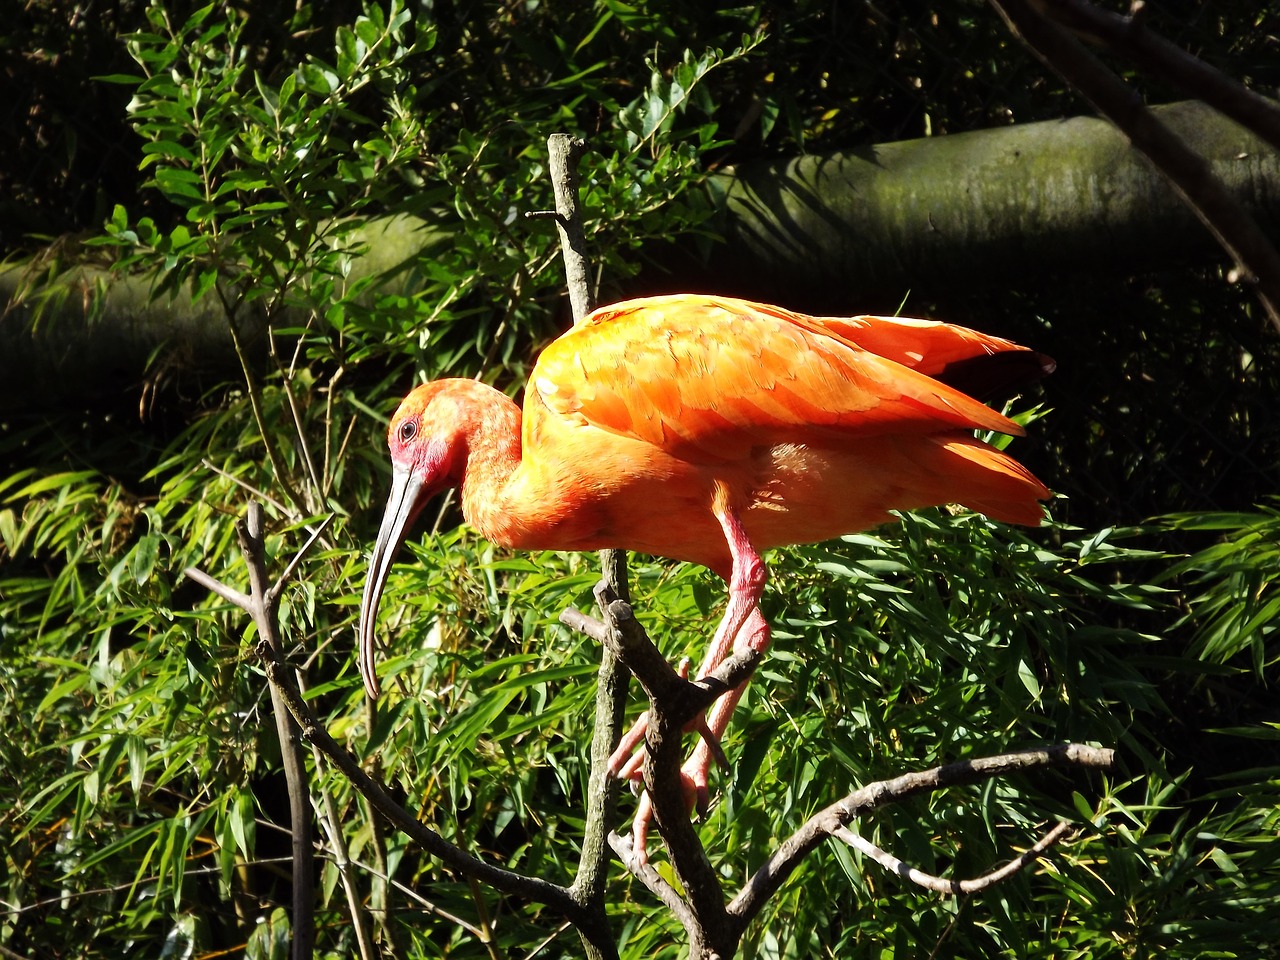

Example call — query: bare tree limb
[832,820,1074,896]
[1035,0,1280,154]
[607,831,698,928]
[989,0,1280,332]
[182,564,251,609]
[545,134,596,325]
[255,635,589,921]
[588,591,737,958]
[540,133,625,960]
[728,744,1114,929]
[184,501,317,960]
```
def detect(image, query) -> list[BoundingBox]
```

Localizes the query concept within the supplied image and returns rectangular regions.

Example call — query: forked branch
[727,744,1114,928]
[832,820,1075,896]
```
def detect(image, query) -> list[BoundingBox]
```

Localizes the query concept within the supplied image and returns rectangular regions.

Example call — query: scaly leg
[611,486,775,858]
[628,607,772,860]
[607,485,766,779]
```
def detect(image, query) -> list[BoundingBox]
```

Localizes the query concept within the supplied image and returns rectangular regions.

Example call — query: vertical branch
[546,135,596,325]
[542,132,625,960]
[188,503,317,960]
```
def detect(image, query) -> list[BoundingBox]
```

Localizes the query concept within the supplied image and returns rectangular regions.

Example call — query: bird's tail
[925,434,1050,526]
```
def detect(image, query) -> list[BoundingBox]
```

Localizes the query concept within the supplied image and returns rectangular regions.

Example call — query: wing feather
[529,295,1031,463]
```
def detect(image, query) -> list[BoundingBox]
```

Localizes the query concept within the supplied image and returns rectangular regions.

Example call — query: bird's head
[358,381,473,698]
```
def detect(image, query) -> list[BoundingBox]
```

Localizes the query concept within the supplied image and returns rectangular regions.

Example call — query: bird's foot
[606,657,730,780]
[610,710,729,782]
[627,742,718,863]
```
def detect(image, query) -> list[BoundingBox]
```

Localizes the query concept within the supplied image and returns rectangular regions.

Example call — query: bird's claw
[627,750,716,863]
[607,656,730,780]
[607,657,738,860]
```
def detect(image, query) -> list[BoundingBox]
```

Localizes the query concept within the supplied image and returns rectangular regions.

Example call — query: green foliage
[3,1,1279,958]
[1162,502,1280,681]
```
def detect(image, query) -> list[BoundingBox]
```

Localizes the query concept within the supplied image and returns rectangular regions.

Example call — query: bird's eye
[397,419,418,444]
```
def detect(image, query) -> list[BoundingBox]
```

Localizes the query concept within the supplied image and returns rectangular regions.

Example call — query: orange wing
[528,294,1031,462]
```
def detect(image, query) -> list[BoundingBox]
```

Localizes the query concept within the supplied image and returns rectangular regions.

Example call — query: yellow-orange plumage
[358,293,1052,849]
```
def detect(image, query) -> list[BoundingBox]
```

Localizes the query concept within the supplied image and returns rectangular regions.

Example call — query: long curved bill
[358,463,424,699]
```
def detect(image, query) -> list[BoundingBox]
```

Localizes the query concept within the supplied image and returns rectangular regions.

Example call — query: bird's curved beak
[358,462,425,699]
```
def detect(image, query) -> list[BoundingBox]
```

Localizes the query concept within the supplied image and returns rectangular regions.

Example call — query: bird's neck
[457,392,526,546]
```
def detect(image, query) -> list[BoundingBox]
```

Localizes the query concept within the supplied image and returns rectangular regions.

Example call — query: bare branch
[268,512,336,605]
[593,595,735,956]
[200,458,295,520]
[182,564,252,611]
[608,831,698,928]
[545,134,595,323]
[728,744,1114,927]
[988,0,1280,332]
[833,820,1075,896]
[559,607,608,642]
[539,132,623,960]
[256,640,589,920]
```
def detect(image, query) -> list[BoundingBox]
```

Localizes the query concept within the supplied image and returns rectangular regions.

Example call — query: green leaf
[230,788,255,858]
[133,534,161,585]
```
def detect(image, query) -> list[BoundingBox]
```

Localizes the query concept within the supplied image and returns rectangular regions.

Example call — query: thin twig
[220,299,312,516]
[269,513,336,605]
[201,458,295,520]
[321,365,346,499]
[349,853,490,939]
[521,921,576,960]
[269,324,324,511]
[182,564,251,610]
[832,821,1075,895]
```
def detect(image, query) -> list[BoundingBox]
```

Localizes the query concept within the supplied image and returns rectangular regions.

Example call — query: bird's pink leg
[607,489,766,779]
[611,488,776,858]
[628,606,772,860]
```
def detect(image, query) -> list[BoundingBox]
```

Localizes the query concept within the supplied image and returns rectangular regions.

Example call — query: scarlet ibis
[358,293,1051,845]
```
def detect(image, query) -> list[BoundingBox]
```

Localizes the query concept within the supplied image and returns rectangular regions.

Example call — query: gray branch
[727,744,1114,928]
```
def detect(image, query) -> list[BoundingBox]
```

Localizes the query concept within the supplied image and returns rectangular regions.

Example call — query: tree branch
[989,0,1280,332]
[591,593,735,956]
[832,820,1074,895]
[541,133,625,960]
[255,634,588,921]
[607,831,698,928]
[184,501,317,960]
[545,134,595,325]
[728,744,1114,929]
[1035,0,1280,155]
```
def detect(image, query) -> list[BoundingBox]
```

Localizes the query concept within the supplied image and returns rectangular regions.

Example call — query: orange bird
[358,294,1051,842]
